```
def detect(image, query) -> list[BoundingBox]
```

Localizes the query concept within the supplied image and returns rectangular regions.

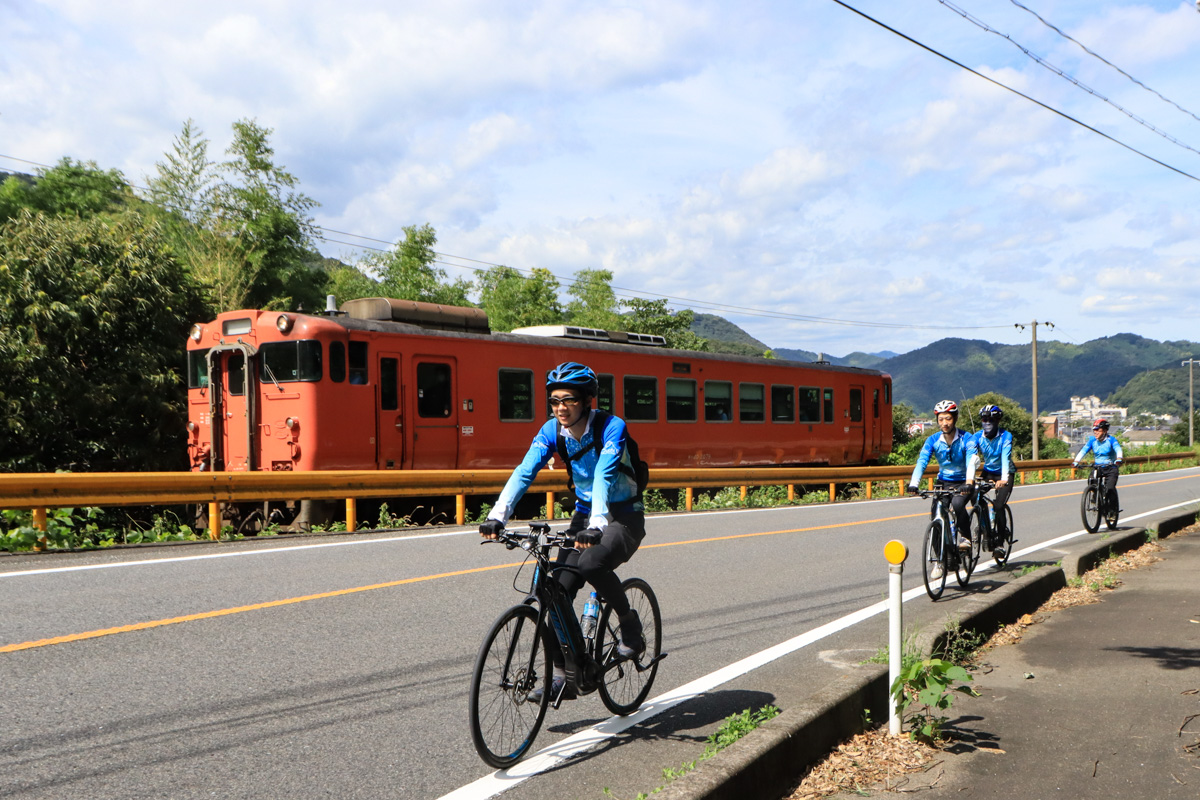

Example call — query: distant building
[1125,429,1166,448]
[1069,395,1127,421]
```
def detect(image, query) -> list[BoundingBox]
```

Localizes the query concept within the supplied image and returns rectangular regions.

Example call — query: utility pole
[1184,358,1199,449]
[1016,321,1054,461]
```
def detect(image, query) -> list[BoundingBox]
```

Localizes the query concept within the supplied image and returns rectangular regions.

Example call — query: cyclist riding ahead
[479,362,646,702]
[1073,418,1123,508]
[967,404,1014,559]
[908,400,974,572]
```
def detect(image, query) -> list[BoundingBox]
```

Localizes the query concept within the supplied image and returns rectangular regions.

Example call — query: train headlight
[276,314,294,334]
[285,417,299,431]
[187,421,197,434]
[189,324,203,342]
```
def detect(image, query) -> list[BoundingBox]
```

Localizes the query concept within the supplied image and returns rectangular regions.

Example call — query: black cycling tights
[556,512,644,618]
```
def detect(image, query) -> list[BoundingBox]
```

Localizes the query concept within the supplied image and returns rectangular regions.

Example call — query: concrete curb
[654,508,1198,800]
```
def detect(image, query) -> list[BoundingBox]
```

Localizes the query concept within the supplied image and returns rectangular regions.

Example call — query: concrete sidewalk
[835,527,1200,800]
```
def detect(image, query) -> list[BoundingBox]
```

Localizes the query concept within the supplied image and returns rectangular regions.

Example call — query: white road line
[440,496,1200,800]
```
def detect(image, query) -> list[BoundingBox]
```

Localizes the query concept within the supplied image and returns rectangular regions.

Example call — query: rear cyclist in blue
[908,400,974,572]
[1073,418,1123,510]
[967,404,1014,560]
[479,362,645,702]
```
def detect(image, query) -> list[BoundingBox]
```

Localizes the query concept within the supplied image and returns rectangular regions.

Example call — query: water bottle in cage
[581,591,599,640]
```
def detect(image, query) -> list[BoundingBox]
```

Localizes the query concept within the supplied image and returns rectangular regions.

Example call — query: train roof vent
[340,297,490,333]
[511,325,666,347]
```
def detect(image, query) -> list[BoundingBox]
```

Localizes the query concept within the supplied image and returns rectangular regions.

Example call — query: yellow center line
[5,470,1195,654]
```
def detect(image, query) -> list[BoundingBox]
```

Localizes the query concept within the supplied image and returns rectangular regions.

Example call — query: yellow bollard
[346,498,357,533]
[208,502,220,541]
[685,487,693,512]
[456,494,466,526]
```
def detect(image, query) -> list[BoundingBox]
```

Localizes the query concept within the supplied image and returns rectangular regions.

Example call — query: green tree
[147,119,328,312]
[1163,412,1200,448]
[363,223,472,306]
[621,297,708,351]
[0,210,211,472]
[476,265,562,331]
[0,158,133,223]
[892,401,917,448]
[566,268,622,330]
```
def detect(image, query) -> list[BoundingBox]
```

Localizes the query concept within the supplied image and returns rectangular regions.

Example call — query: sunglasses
[549,396,582,407]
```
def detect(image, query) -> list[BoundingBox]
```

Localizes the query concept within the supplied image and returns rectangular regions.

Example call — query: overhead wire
[935,0,1200,158]
[1005,0,1200,125]
[827,0,1200,183]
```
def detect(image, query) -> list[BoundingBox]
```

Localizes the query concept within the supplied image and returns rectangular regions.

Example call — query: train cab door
[847,384,866,464]
[410,357,459,469]
[376,352,405,469]
[207,346,257,471]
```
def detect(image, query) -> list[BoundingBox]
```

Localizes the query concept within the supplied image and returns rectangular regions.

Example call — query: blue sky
[3,0,1199,356]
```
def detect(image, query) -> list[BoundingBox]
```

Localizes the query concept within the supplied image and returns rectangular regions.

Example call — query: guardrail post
[456,494,466,526]
[927,476,934,491]
[740,485,747,502]
[865,481,873,499]
[828,482,835,503]
[32,507,48,551]
[546,491,555,519]
[685,487,693,512]
[208,502,220,541]
[346,498,357,533]
[787,484,794,502]
[884,540,908,736]
[1019,471,1026,485]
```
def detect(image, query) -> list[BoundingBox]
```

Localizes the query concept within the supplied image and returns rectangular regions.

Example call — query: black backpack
[554,410,650,501]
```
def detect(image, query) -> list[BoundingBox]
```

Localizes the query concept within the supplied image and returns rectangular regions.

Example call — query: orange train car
[185,298,893,477]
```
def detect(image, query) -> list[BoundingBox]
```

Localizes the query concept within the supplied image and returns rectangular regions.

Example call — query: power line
[936,0,1200,159]
[1005,0,1200,125]
[827,0,1200,183]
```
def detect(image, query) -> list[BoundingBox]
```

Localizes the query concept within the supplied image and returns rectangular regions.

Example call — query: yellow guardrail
[0,452,1192,545]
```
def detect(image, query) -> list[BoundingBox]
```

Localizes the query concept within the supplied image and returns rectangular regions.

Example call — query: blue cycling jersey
[1073,435,1123,468]
[488,410,641,529]
[967,429,1014,482]
[910,428,972,485]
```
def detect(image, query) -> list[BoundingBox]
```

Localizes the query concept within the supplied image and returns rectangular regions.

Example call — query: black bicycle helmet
[546,362,598,397]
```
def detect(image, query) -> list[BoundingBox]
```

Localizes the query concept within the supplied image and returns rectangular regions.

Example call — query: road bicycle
[968,480,1016,569]
[468,523,666,768]
[917,486,977,600]
[1080,465,1120,533]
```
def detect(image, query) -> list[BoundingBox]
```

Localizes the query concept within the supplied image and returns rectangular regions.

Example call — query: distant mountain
[691,313,769,353]
[1105,354,1200,417]
[692,315,895,366]
[881,334,1200,414]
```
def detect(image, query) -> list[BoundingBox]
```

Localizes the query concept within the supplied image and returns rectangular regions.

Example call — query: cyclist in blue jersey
[1073,418,1123,507]
[908,400,974,558]
[967,404,1014,559]
[480,362,645,702]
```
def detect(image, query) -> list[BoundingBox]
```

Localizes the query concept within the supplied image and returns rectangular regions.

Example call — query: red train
[185,298,893,478]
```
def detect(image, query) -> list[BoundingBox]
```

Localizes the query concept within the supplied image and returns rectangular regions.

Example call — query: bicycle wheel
[468,604,551,768]
[993,505,1015,569]
[1080,485,1101,533]
[596,578,662,715]
[922,519,947,601]
[1104,489,1120,530]
[956,510,980,587]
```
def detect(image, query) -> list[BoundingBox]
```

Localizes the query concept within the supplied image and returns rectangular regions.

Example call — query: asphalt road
[2,467,1198,799]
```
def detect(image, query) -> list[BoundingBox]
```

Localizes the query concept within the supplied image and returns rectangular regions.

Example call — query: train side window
[260,340,322,382]
[666,378,696,422]
[329,342,346,383]
[417,362,453,418]
[704,381,732,421]
[228,352,245,397]
[349,342,369,385]
[797,387,820,422]
[873,388,880,418]
[498,369,534,421]
[623,376,658,421]
[849,388,863,422]
[823,388,835,423]
[188,349,210,389]
[739,383,765,422]
[885,381,891,404]
[597,374,615,413]
[380,358,399,410]
[771,385,794,422]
